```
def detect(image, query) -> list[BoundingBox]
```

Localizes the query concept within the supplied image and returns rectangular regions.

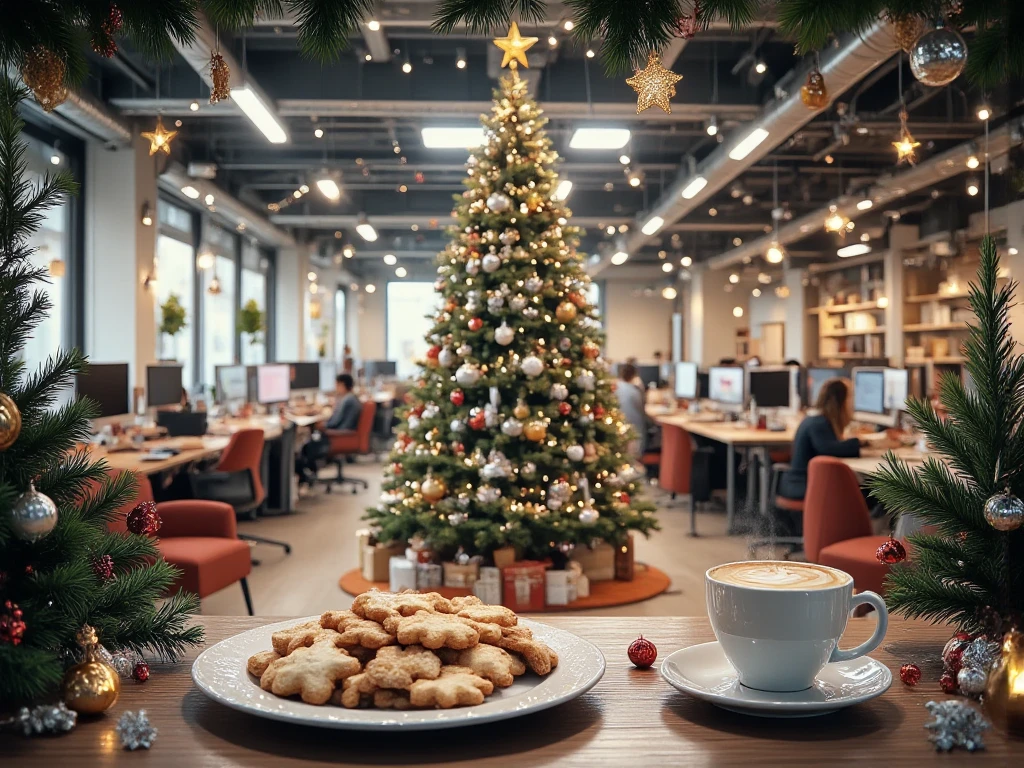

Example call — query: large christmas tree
[365,65,657,560]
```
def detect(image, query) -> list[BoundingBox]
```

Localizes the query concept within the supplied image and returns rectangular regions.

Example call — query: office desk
[285,411,329,428]
[103,436,230,476]
[843,447,926,477]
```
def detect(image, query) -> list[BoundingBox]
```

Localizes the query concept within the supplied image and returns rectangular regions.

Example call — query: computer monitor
[748,367,796,409]
[884,368,909,411]
[288,362,320,391]
[215,365,249,403]
[806,367,849,407]
[320,360,338,391]
[76,363,130,418]
[696,371,709,399]
[674,362,698,399]
[257,363,291,404]
[365,360,397,379]
[852,367,887,423]
[146,364,183,408]
[708,366,745,408]
[636,365,660,390]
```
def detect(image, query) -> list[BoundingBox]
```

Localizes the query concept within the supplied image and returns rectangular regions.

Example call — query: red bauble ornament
[426,345,440,360]
[628,635,657,669]
[92,554,115,581]
[899,663,921,685]
[568,291,586,308]
[939,672,957,694]
[593,404,606,418]
[390,462,403,475]
[0,600,26,646]
[875,537,906,564]
[411,404,425,417]
[558,402,572,416]
[451,442,465,455]
[469,412,487,430]
[132,661,150,682]
[618,492,631,504]
[450,389,465,406]
[942,635,970,676]
[24,564,33,576]
[126,501,161,537]
[955,631,972,642]
[468,317,483,331]
[562,358,573,367]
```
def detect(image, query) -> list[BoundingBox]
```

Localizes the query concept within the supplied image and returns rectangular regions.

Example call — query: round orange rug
[338,563,670,611]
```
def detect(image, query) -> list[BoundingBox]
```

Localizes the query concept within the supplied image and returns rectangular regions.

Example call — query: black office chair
[747,463,804,559]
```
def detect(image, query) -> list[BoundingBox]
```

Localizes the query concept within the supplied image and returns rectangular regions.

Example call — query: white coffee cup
[706,561,888,692]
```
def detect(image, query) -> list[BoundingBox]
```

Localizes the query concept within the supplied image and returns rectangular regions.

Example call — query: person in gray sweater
[326,373,361,431]
[616,362,647,457]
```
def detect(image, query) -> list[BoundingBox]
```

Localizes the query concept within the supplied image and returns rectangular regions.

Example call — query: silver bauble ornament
[447,512,468,527]
[521,355,544,377]
[499,229,520,246]
[559,337,572,351]
[957,666,987,697]
[524,276,544,294]
[522,461,537,477]
[482,254,502,273]
[983,491,1024,531]
[509,296,527,312]
[501,418,523,437]
[909,25,967,87]
[550,383,568,400]
[522,306,539,320]
[487,294,505,312]
[494,322,515,346]
[476,485,501,504]
[576,371,596,391]
[457,343,472,357]
[566,445,585,462]
[486,192,512,213]
[578,504,600,525]
[455,363,481,386]
[9,482,58,542]
[466,258,481,276]
[450,419,465,433]
[437,347,456,368]
[407,415,421,431]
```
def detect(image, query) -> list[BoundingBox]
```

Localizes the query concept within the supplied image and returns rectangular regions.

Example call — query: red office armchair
[324,400,377,494]
[107,471,254,615]
[659,423,700,536]
[804,456,893,594]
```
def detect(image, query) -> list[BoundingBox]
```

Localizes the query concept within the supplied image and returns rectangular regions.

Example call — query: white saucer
[660,641,891,718]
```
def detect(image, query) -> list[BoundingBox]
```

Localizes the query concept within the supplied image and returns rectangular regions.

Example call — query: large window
[200,225,237,391]
[155,200,196,387]
[334,288,347,362]
[240,241,267,365]
[387,282,439,380]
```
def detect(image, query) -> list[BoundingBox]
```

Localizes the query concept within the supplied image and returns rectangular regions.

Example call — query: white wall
[274,244,306,361]
[601,279,674,362]
[747,268,806,363]
[685,268,748,366]
[353,284,386,362]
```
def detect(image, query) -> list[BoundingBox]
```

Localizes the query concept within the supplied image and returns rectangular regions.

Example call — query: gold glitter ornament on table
[892,109,921,165]
[0,391,21,450]
[799,68,829,110]
[493,22,538,70]
[626,52,683,114]
[21,47,68,112]
[141,116,177,156]
[210,52,230,104]
[62,625,121,714]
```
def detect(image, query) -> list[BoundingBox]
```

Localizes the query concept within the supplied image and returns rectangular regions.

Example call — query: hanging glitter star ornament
[141,116,178,156]
[626,52,683,114]
[893,109,921,165]
[493,22,539,70]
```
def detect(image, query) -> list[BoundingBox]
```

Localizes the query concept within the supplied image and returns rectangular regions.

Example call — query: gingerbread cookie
[451,596,518,627]
[352,590,453,623]
[497,626,559,676]
[271,620,339,655]
[320,610,395,649]
[409,666,495,708]
[344,645,377,664]
[439,644,526,687]
[260,641,361,705]
[383,610,489,650]
[337,671,378,708]
[373,689,412,710]
[247,650,281,677]
[364,644,442,689]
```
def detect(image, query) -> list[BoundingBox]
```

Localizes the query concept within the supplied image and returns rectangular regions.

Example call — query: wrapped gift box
[503,560,548,612]
[545,569,577,606]
[362,543,404,582]
[576,574,590,598]
[416,563,443,589]
[615,534,636,581]
[443,562,480,589]
[389,557,417,592]
[492,546,516,569]
[356,529,372,570]
[477,566,500,583]
[570,542,615,582]
[473,578,502,604]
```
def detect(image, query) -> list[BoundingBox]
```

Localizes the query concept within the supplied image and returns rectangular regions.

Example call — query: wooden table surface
[5,615,1016,766]
[656,413,797,446]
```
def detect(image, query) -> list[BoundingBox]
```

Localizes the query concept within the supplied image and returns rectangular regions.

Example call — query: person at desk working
[616,363,647,457]
[326,373,361,431]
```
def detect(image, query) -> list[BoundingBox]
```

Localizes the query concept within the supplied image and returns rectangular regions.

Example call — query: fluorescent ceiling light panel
[569,128,631,150]
[316,178,341,201]
[728,127,769,160]
[421,127,485,148]
[180,185,200,199]
[230,87,288,144]
[856,199,873,211]
[553,179,573,201]
[641,215,664,235]
[610,251,629,265]
[838,243,871,258]
[356,222,378,242]
[681,176,708,199]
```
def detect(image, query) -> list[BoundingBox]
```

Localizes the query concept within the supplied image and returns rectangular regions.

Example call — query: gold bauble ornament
[555,301,577,323]
[894,15,926,53]
[513,401,530,420]
[21,47,68,113]
[985,628,1024,735]
[420,475,447,504]
[524,420,547,442]
[62,624,120,714]
[800,69,829,110]
[0,391,22,450]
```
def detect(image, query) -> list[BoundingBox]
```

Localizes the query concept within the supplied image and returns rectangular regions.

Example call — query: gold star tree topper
[493,22,538,69]
[626,52,683,114]
[141,116,177,156]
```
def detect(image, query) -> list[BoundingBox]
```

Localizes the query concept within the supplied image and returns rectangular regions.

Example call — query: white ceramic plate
[192,616,605,730]
[660,641,892,718]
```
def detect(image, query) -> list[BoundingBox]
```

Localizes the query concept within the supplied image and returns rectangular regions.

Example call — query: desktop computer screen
[215,365,249,403]
[696,371,709,399]
[76,363,130,417]
[147,364,183,408]
[365,360,397,379]
[884,368,909,411]
[257,364,291,404]
[675,362,698,399]
[748,369,793,409]
[288,362,320,390]
[320,361,338,391]
[636,365,660,390]
[806,367,849,407]
[708,366,745,406]
[853,369,886,415]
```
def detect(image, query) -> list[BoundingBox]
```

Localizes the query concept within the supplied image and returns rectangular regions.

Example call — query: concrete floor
[202,462,754,619]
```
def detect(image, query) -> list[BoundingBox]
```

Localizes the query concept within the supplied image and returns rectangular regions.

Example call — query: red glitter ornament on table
[939,672,958,694]
[899,663,921,685]
[468,317,483,331]
[558,402,572,416]
[875,537,906,564]
[0,600,26,645]
[628,635,657,669]
[132,661,150,683]
[450,389,464,406]
[942,633,972,676]
[126,501,161,537]
[92,554,115,581]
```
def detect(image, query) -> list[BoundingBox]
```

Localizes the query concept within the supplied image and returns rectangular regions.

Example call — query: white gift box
[477,566,501,584]
[473,579,502,604]
[576,574,590,599]
[389,557,418,592]
[416,563,442,588]
[545,570,574,606]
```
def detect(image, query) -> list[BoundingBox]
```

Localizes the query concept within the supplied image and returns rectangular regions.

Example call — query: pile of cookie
[246,590,558,710]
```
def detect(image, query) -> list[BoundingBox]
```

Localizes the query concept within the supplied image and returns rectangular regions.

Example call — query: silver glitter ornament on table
[983,490,1024,531]
[924,700,989,752]
[957,666,988,697]
[116,710,157,750]
[486,192,512,213]
[909,25,967,87]
[16,703,77,736]
[9,482,58,542]
[961,637,1000,671]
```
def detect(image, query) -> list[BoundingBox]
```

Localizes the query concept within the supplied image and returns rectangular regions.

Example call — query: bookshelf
[805,257,888,365]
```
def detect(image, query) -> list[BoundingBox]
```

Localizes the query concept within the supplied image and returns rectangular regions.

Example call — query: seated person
[326,373,361,431]
[616,363,647,456]
[779,378,860,500]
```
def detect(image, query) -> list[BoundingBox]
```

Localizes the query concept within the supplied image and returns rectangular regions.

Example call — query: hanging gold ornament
[626,52,683,114]
[524,420,547,442]
[799,68,829,110]
[892,109,920,165]
[141,116,178,156]
[0,392,22,450]
[493,22,538,70]
[893,15,926,54]
[210,52,231,104]
[62,625,121,714]
[984,629,1024,735]
[513,400,530,420]
[556,301,578,322]
[21,47,68,113]
[420,474,447,504]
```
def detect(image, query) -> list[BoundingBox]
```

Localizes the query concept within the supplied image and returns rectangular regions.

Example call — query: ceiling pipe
[599,20,898,274]
[705,118,1023,270]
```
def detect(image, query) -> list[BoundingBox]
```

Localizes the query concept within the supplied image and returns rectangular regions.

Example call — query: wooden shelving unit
[821,327,887,338]
[804,258,888,365]
[904,291,971,304]
[903,322,971,332]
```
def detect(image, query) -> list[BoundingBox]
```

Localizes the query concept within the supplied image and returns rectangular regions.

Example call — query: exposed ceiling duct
[706,118,1024,270]
[55,90,133,146]
[593,20,898,274]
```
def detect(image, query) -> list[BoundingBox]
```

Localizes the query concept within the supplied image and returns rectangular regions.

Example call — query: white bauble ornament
[423,404,440,419]
[566,445,585,462]
[455,363,481,386]
[467,258,481,276]
[909,25,967,87]
[486,192,512,212]
[494,322,515,346]
[548,498,563,511]
[466,299,480,313]
[450,419,465,433]
[509,296,527,312]
[576,371,596,391]
[522,307,539,320]
[499,229,520,246]
[522,461,537,477]
[521,355,544,377]
[447,512,467,527]
[501,418,523,437]
[457,343,472,357]
[476,485,501,504]
[407,415,421,431]
[487,295,504,312]
[482,254,501,273]
[578,504,600,525]
[9,482,58,542]
[437,347,456,368]
[550,383,568,400]
[559,337,572,351]
[524,276,544,294]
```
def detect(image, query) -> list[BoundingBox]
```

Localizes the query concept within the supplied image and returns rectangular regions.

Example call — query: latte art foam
[710,562,849,590]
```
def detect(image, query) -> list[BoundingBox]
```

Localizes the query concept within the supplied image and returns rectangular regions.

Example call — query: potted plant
[239,298,265,345]
[159,293,187,360]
